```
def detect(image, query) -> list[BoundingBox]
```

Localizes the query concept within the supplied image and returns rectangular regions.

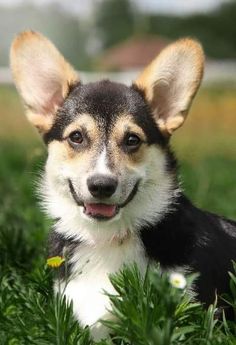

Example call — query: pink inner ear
[42,86,64,114]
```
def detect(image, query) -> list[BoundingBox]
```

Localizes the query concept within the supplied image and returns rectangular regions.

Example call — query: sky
[0,0,230,16]
[133,0,230,15]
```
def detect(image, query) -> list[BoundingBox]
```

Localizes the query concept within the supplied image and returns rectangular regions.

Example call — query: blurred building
[98,35,170,71]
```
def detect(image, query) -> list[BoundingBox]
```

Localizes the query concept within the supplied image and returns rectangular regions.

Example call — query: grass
[0,84,236,344]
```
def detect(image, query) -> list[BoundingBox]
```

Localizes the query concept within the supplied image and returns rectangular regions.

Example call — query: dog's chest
[61,235,147,327]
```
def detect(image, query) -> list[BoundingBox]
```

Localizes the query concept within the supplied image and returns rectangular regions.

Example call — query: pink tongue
[85,203,116,217]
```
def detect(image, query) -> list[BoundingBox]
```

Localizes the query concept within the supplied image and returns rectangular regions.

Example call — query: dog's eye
[124,134,141,148]
[68,131,83,145]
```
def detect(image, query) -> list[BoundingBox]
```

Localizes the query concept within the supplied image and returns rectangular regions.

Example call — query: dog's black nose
[87,174,118,198]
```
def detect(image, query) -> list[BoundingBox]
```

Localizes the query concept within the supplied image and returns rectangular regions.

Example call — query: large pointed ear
[134,38,204,136]
[10,31,78,133]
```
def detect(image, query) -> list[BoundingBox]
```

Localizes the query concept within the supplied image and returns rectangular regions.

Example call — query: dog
[10,31,236,339]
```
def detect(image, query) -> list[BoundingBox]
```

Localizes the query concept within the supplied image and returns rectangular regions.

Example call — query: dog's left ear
[134,38,204,136]
[10,31,78,133]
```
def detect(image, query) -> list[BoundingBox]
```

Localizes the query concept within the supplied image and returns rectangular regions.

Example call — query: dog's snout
[87,174,118,198]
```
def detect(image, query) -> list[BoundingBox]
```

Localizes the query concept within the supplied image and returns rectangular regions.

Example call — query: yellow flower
[47,256,65,268]
[169,272,187,289]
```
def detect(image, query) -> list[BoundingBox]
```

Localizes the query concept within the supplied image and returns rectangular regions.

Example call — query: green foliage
[0,266,91,345]
[146,0,236,59]
[1,262,236,344]
[0,141,236,344]
[95,0,136,49]
[180,157,236,219]
[104,266,236,344]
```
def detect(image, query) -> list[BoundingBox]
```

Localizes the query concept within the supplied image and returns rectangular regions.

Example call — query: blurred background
[0,0,236,223]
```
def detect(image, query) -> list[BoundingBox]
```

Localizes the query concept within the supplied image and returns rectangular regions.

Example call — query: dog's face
[44,81,169,223]
[10,32,204,243]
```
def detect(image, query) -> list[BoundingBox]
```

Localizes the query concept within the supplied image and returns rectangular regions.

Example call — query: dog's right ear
[134,38,204,136]
[10,31,78,133]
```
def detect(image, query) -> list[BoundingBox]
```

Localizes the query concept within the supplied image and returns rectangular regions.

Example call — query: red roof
[99,36,170,71]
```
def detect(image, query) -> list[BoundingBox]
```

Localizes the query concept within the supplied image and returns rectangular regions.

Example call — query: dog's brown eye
[125,134,141,148]
[68,131,83,145]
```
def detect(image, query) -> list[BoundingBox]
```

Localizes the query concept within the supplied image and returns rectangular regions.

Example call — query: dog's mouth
[83,203,119,220]
[68,179,140,221]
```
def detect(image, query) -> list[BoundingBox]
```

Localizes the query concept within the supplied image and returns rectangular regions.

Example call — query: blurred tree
[95,0,136,49]
[146,0,236,59]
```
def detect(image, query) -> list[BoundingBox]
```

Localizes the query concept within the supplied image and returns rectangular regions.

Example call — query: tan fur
[134,38,204,136]
[47,115,101,168]
[110,114,148,167]
[47,140,90,172]
[48,113,151,174]
[112,115,147,144]
[10,31,78,133]
[25,111,54,133]
[63,114,99,142]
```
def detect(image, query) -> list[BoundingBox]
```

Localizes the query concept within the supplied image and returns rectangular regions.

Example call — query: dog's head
[10,31,204,244]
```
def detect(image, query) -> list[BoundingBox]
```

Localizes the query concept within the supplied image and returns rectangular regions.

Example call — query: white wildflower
[169,272,187,289]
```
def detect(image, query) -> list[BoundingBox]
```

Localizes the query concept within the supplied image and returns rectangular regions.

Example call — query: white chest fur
[57,234,147,338]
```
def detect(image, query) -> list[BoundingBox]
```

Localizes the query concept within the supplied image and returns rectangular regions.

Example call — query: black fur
[44,80,167,148]
[140,194,236,309]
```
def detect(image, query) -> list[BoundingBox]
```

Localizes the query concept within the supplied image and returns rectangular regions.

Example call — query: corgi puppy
[10,31,236,339]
